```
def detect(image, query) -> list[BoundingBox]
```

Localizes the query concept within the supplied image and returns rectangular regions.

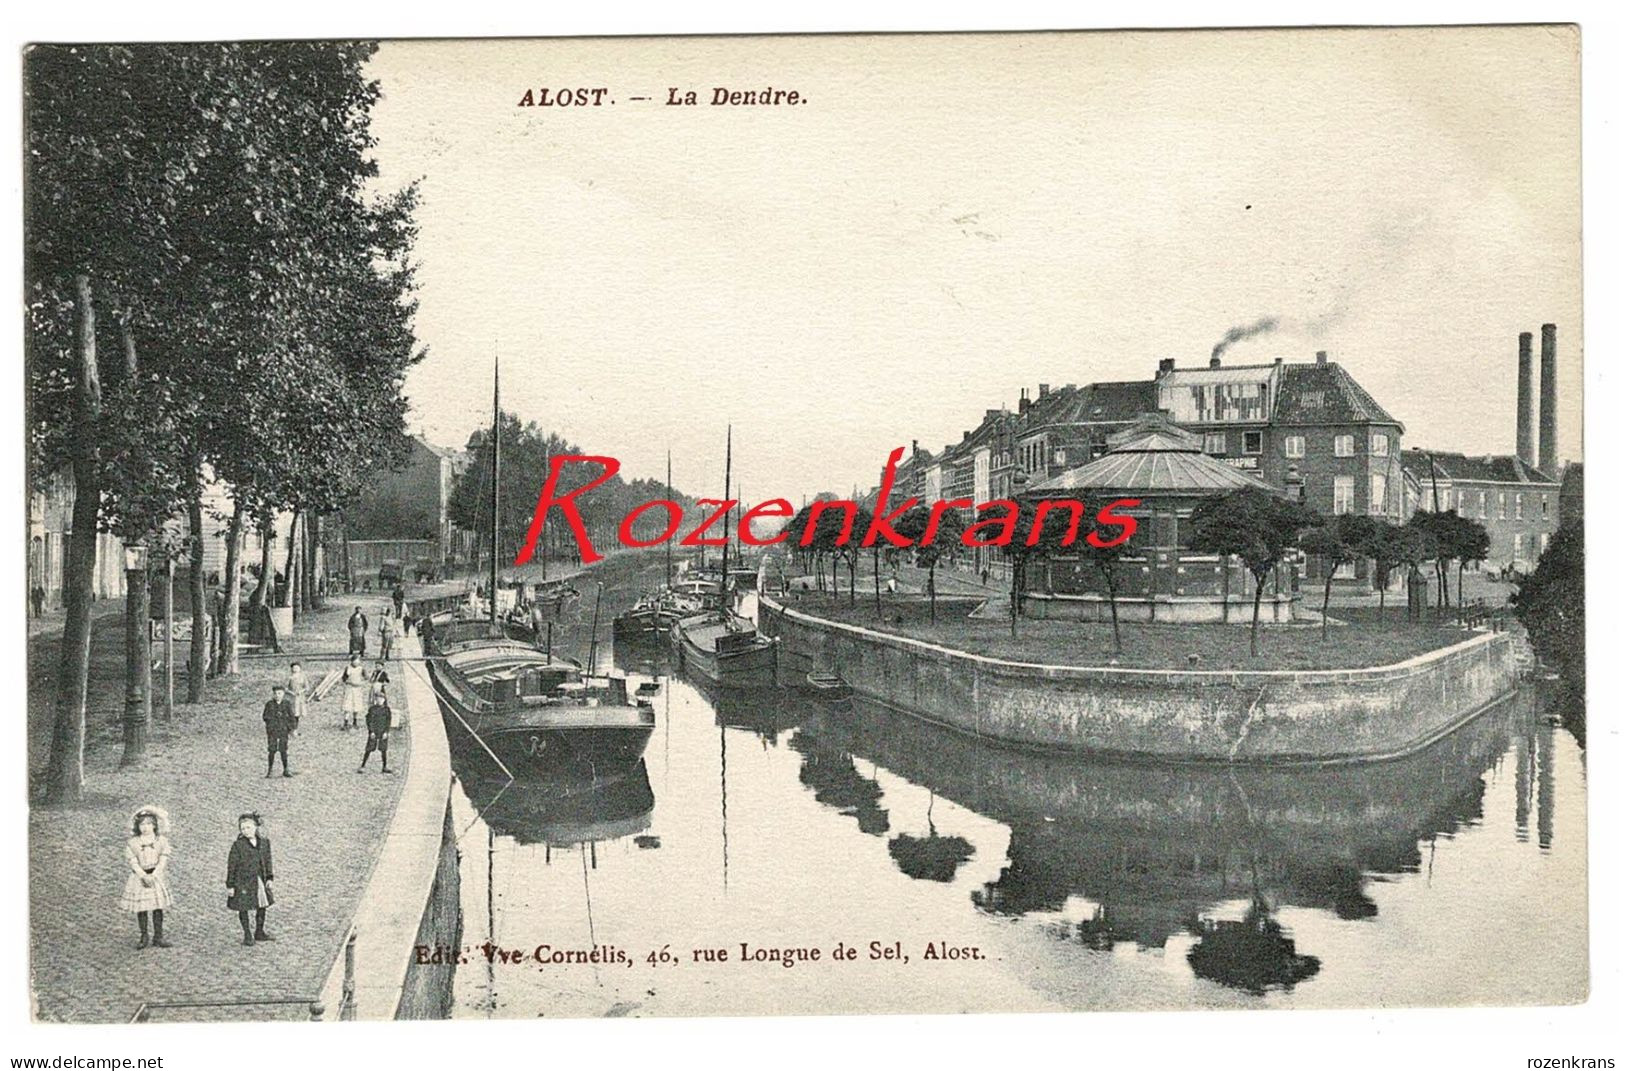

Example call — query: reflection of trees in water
[788,728,890,836]
[1186,898,1321,995]
[888,794,975,882]
[786,688,1536,969]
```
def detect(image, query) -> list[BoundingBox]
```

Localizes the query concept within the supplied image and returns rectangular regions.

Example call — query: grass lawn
[784,592,1478,672]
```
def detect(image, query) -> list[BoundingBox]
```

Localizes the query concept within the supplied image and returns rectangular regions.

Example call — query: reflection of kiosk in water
[785,690,1530,992]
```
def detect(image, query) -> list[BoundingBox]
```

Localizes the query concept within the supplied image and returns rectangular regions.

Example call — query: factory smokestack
[1539,323,1557,475]
[1516,331,1534,467]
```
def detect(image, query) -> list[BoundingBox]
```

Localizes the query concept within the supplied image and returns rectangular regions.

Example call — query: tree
[1189,488,1318,657]
[1394,523,1437,622]
[1073,524,1131,655]
[27,43,423,792]
[1297,514,1375,642]
[1360,519,1406,621]
[895,506,965,623]
[1451,515,1492,625]
[1407,511,1461,611]
[1513,523,1584,741]
[995,499,1075,639]
[833,507,875,608]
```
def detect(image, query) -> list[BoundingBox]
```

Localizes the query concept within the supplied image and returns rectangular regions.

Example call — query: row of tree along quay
[783,484,1507,664]
[25,43,423,802]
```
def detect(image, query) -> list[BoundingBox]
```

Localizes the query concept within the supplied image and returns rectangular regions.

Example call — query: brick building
[1401,450,1560,573]
[1153,351,1405,520]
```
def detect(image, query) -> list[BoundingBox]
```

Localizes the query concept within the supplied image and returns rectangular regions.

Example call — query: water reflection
[461,764,655,848]
[782,688,1547,992]
[448,636,1582,1015]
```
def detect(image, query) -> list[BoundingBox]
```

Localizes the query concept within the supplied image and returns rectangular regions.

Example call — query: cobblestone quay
[28,597,413,1022]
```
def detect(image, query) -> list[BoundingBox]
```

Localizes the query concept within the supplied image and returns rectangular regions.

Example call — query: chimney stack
[1539,323,1558,474]
[1516,331,1534,467]
[1038,383,1050,398]
[1157,358,1175,375]
[1315,350,1328,365]
[1209,355,1222,369]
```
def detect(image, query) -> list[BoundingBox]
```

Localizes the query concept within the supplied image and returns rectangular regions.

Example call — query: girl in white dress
[119,806,174,949]
[285,661,309,724]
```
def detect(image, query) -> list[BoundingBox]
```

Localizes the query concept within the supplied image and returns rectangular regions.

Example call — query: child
[358,679,394,774]
[285,661,309,724]
[339,653,368,730]
[378,610,397,661]
[262,684,297,778]
[120,806,174,949]
[225,814,275,946]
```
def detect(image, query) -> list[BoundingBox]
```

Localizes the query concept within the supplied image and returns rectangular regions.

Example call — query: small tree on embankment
[1297,514,1375,642]
[895,505,965,624]
[1189,488,1318,658]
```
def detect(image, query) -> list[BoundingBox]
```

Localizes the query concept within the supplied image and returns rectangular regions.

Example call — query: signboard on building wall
[1220,456,1260,470]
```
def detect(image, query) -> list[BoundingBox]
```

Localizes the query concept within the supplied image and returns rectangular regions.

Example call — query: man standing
[391,583,406,620]
[347,605,368,657]
[262,685,297,778]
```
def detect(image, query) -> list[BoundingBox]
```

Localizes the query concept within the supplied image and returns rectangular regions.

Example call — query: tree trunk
[1221,556,1230,624]
[847,556,856,608]
[1321,574,1333,642]
[221,501,246,675]
[1457,561,1466,626]
[1378,577,1387,622]
[45,273,103,804]
[928,564,937,624]
[1010,559,1021,639]
[282,510,300,616]
[1250,571,1265,658]
[872,546,881,618]
[186,496,207,703]
[122,557,151,764]
[1104,562,1121,654]
[117,314,152,765]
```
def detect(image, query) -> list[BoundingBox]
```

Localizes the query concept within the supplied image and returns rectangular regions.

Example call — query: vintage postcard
[22,26,1585,1029]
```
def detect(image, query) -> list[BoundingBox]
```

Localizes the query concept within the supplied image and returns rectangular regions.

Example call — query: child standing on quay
[339,653,368,730]
[120,806,174,949]
[225,814,275,946]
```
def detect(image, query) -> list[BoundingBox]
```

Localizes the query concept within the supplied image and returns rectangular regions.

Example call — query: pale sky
[368,27,1581,503]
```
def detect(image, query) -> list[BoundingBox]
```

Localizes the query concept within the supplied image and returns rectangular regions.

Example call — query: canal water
[444,588,1587,1017]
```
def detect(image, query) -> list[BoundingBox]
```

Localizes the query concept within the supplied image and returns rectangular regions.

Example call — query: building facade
[1401,449,1560,573]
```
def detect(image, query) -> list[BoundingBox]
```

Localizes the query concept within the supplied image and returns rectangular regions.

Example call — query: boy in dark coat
[262,684,297,778]
[226,814,275,946]
[358,679,394,774]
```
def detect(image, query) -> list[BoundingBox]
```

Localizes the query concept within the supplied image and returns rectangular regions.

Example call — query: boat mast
[720,425,732,608]
[490,352,500,635]
[665,450,673,590]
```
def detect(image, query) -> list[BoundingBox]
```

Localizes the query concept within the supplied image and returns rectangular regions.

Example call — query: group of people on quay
[116,596,411,952]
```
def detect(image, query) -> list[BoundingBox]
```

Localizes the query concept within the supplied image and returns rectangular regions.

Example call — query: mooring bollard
[341,928,358,1021]
[308,1001,325,1022]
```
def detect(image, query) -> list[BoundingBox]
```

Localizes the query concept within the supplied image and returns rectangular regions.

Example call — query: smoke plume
[1211,316,1280,360]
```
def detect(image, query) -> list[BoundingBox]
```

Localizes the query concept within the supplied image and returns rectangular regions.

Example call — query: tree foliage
[1513,523,1585,741]
[1189,488,1318,656]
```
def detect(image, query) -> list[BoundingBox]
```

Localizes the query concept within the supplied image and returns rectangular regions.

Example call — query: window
[1515,493,1524,520]
[1479,491,1487,519]
[1371,433,1389,457]
[1283,435,1305,458]
[1513,533,1524,562]
[1203,432,1225,455]
[1541,532,1551,554]
[1498,492,1507,519]
[1542,496,1549,518]
[1333,476,1355,515]
[1242,431,1263,455]
[1370,473,1388,515]
[1440,489,1452,510]
[1334,434,1355,457]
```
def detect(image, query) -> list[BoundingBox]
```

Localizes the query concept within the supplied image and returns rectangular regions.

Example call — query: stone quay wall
[758,592,1518,764]
[318,633,461,1020]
